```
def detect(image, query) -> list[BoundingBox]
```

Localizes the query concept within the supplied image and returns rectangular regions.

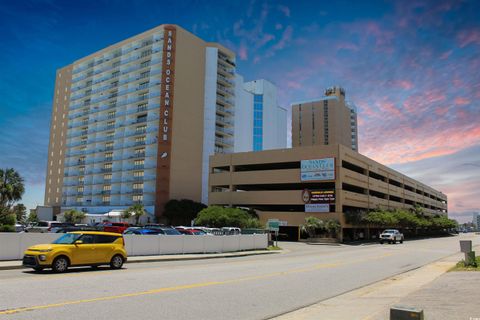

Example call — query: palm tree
[126,204,146,225]
[0,168,25,208]
[324,219,341,237]
[300,216,324,239]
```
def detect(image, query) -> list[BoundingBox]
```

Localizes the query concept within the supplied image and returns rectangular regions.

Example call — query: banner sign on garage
[301,158,335,181]
[302,189,335,204]
[305,203,330,213]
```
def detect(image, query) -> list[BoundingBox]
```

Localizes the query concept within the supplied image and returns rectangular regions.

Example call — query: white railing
[0,233,268,260]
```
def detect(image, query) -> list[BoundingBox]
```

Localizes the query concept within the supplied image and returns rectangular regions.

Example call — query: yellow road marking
[0,251,398,316]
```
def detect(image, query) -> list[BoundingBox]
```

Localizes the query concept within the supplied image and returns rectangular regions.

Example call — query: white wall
[0,233,268,260]
[241,79,287,151]
[234,74,253,152]
[201,47,219,204]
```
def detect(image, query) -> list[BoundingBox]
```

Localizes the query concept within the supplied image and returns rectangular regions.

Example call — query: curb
[0,250,281,271]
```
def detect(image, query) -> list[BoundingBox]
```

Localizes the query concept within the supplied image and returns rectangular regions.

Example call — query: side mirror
[74,240,83,245]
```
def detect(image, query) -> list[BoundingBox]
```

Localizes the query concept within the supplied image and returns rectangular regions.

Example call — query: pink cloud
[278,5,291,17]
[457,29,480,48]
[393,80,413,90]
[454,97,470,105]
[238,42,248,60]
[439,50,453,60]
[336,42,359,51]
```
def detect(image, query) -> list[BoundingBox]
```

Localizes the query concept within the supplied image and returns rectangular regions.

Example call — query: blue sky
[0,0,479,222]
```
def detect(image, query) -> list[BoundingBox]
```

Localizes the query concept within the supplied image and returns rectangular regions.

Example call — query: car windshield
[384,230,395,234]
[52,233,81,244]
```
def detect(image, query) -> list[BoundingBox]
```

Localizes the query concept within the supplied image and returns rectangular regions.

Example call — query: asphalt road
[0,234,478,320]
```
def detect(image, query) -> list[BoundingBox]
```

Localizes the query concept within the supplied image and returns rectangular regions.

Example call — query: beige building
[292,86,358,151]
[45,24,238,219]
[208,144,447,240]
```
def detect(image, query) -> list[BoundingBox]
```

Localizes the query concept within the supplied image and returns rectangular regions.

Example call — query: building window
[140,71,150,79]
[103,185,111,191]
[137,103,148,112]
[135,148,145,157]
[138,92,148,100]
[133,171,144,182]
[112,71,120,78]
[108,111,116,119]
[135,135,146,145]
[106,141,114,150]
[134,159,145,167]
[107,121,115,129]
[107,131,115,140]
[253,94,263,151]
[79,166,85,174]
[76,196,83,203]
[133,194,144,202]
[104,163,112,169]
[133,183,143,190]
[105,152,113,160]
[140,61,150,69]
[104,173,112,181]
[102,195,111,203]
[136,125,147,134]
[77,186,84,193]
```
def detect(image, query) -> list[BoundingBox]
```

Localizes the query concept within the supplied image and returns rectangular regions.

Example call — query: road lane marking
[0,252,399,316]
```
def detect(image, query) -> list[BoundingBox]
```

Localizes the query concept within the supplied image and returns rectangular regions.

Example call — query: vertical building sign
[155,26,176,217]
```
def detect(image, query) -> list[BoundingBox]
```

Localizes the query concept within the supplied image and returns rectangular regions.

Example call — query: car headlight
[39,255,47,261]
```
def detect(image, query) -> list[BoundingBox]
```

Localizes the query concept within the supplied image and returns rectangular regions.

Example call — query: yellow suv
[22,231,128,272]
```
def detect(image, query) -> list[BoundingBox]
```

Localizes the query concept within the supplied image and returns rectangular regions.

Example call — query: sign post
[267,219,280,247]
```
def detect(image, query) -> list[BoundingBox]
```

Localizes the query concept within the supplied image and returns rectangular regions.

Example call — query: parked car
[146,226,182,235]
[25,221,74,233]
[51,226,99,233]
[101,222,129,234]
[22,231,127,272]
[194,227,223,235]
[379,229,404,244]
[222,227,242,235]
[123,227,163,235]
[15,224,25,232]
[175,227,207,235]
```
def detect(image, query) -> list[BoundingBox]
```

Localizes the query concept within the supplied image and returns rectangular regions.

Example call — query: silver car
[379,229,404,244]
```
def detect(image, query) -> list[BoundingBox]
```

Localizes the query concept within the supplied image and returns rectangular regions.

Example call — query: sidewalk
[275,249,480,320]
[0,249,280,271]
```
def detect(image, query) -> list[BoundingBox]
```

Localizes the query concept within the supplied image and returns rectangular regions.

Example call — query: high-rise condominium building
[44,24,282,219]
[291,86,358,151]
[234,79,287,152]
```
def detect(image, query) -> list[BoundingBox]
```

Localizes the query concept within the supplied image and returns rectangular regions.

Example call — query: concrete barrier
[0,233,268,260]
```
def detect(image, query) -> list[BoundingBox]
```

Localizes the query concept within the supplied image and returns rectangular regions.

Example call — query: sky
[0,0,479,223]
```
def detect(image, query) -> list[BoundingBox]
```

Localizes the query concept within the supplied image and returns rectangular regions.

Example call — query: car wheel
[110,255,124,269]
[33,267,44,272]
[52,256,69,273]
[379,241,383,244]
[400,238,403,244]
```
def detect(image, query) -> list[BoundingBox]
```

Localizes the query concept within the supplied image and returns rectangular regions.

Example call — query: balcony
[216,95,234,107]
[216,116,233,126]
[217,85,235,96]
[216,105,234,115]
[216,126,234,136]
[215,137,233,147]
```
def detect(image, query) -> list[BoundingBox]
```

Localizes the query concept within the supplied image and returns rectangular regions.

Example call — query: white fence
[0,233,268,260]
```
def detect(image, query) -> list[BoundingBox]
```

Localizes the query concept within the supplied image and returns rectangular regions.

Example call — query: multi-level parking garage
[209,144,448,241]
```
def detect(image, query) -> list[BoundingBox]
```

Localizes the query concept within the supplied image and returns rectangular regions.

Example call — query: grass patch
[267,245,282,251]
[450,256,480,271]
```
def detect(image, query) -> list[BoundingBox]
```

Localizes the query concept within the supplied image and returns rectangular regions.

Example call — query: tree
[324,219,341,237]
[13,203,27,224]
[164,199,207,226]
[121,210,132,222]
[300,216,324,238]
[126,203,146,225]
[362,209,398,227]
[63,209,86,224]
[27,211,39,223]
[195,206,262,229]
[0,206,16,231]
[0,168,25,208]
